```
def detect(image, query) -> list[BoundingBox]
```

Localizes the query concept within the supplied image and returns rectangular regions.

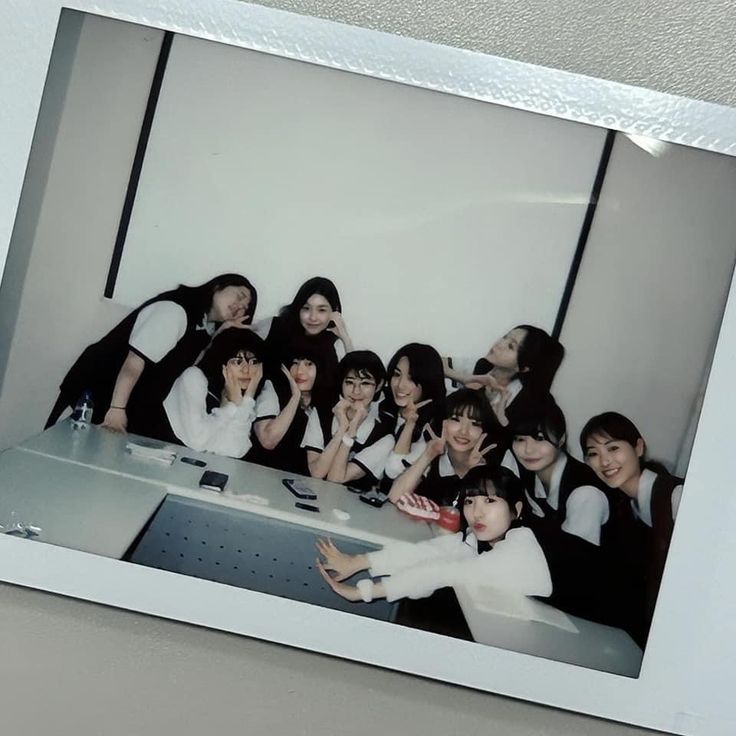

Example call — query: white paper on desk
[125,442,176,465]
[461,585,580,634]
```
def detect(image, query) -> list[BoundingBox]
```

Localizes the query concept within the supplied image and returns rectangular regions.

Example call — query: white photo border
[2,3,736,735]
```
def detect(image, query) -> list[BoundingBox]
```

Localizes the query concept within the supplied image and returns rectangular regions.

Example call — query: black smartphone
[199,470,228,492]
[359,489,389,508]
[181,456,207,468]
[294,501,319,513]
[282,478,317,500]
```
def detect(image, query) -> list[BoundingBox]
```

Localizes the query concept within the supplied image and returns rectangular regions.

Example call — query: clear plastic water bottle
[70,390,94,430]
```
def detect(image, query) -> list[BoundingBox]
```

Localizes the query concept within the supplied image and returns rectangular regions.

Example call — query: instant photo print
[1,2,736,735]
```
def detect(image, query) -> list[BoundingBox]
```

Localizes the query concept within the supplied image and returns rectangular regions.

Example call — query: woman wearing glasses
[162,328,271,457]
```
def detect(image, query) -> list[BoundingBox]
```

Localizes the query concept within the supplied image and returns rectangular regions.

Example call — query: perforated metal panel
[126,495,397,621]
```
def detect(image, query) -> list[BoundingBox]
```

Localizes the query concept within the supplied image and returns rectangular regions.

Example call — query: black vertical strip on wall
[552,129,617,339]
[104,31,174,298]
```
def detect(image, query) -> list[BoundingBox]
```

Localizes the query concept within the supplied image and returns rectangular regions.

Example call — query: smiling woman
[45,273,257,439]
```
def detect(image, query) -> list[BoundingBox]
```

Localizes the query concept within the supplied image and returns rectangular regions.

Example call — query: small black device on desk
[294,501,320,513]
[199,470,228,492]
[360,489,389,508]
[181,456,207,468]
[282,478,317,500]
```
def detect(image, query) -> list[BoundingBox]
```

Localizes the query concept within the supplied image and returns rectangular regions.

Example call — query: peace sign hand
[424,422,447,460]
[468,433,497,469]
[403,398,432,425]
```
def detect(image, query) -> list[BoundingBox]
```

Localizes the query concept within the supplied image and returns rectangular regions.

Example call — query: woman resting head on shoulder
[261,276,353,362]
[381,342,447,479]
[163,328,265,457]
[444,325,564,427]
[580,412,684,531]
[47,273,257,438]
[316,464,552,604]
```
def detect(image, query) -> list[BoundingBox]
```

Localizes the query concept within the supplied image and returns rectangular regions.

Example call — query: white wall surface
[116,33,604,361]
[0,14,162,449]
[557,135,736,465]
[2,2,736,735]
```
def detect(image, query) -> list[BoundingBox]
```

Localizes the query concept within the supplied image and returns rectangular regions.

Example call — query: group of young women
[49,273,684,648]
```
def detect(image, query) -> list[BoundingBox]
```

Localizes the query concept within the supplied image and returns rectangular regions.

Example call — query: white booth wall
[1,12,736,476]
[116,34,605,361]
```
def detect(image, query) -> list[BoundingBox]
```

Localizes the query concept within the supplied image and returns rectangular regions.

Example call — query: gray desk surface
[0,449,166,558]
[10,423,642,677]
[18,421,433,547]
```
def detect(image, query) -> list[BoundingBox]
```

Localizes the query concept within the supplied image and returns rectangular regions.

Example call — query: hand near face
[281,364,301,400]
[424,422,447,460]
[315,537,363,581]
[215,317,252,335]
[347,402,369,434]
[102,407,127,434]
[244,362,263,398]
[332,397,352,431]
[404,397,432,425]
[468,433,497,469]
[222,364,243,405]
[327,311,348,340]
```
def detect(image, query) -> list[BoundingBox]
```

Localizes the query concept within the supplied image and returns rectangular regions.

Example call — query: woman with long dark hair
[380,343,447,481]
[46,274,257,439]
[444,325,564,428]
[256,276,353,367]
[580,411,684,644]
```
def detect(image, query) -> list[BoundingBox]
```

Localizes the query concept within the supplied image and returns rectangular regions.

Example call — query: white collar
[533,453,567,511]
[488,377,523,409]
[197,313,217,336]
[438,451,458,478]
[331,401,380,444]
[631,468,656,527]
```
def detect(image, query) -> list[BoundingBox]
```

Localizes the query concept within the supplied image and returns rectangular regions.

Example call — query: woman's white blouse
[164,367,259,457]
[366,527,552,602]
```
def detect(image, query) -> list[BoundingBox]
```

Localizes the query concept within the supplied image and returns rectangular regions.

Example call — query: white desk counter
[0,449,166,558]
[17,422,433,547]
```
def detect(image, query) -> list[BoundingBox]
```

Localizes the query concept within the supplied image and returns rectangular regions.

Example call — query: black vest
[58,293,211,439]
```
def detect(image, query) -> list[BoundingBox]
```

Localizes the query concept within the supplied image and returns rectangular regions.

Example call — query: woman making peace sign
[387,389,500,506]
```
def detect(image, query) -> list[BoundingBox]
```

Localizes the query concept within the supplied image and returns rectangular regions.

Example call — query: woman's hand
[468,433,497,469]
[316,561,362,602]
[281,364,301,401]
[332,398,351,432]
[102,407,128,433]
[215,317,252,336]
[424,422,447,461]
[222,364,243,405]
[347,402,368,435]
[328,311,348,339]
[244,363,263,399]
[316,538,366,581]
[328,311,354,351]
[403,397,432,425]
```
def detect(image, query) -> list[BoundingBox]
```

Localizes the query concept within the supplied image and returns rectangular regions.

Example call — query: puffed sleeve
[562,486,610,546]
[129,301,188,363]
[374,528,553,602]
[163,367,256,458]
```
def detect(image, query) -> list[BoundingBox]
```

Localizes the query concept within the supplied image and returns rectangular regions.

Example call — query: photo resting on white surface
[2,7,736,684]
